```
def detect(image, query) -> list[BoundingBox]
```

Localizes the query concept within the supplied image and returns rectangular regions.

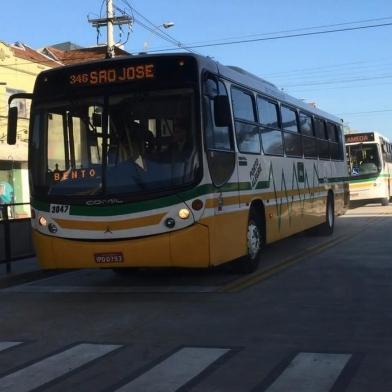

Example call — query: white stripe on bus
[114,347,230,392]
[266,352,351,392]
[0,342,23,352]
[0,343,121,392]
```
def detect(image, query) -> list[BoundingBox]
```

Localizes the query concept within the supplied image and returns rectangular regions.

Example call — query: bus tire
[236,208,263,273]
[381,198,389,206]
[317,193,334,235]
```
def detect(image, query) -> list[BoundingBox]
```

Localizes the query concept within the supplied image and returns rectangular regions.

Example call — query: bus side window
[281,105,302,157]
[257,96,283,156]
[203,75,235,187]
[336,125,345,161]
[231,87,260,154]
[299,111,317,158]
[326,122,339,160]
[204,79,233,151]
[314,117,330,160]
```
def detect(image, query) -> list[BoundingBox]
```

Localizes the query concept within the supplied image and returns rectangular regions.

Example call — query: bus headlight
[178,208,190,219]
[38,216,47,226]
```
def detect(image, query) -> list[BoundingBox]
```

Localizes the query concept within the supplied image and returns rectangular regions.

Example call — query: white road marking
[266,352,351,392]
[0,342,22,352]
[0,343,121,392]
[115,347,230,392]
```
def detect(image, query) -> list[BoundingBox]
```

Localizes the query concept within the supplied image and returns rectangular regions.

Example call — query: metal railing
[0,202,34,274]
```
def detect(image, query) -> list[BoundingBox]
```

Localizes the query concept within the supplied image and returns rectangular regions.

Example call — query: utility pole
[88,0,132,58]
[106,0,115,58]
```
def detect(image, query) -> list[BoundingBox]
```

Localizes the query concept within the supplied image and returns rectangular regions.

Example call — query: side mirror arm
[7,93,33,145]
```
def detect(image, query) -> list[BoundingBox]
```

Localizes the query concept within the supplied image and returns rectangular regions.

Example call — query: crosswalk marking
[266,352,351,392]
[0,342,23,352]
[114,347,230,392]
[0,343,121,392]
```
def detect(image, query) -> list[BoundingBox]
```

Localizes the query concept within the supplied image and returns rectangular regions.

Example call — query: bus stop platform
[0,257,49,289]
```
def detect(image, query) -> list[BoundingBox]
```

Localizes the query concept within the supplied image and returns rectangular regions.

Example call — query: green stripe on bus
[31,182,251,216]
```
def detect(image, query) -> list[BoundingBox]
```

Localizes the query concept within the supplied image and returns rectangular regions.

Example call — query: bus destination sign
[69,63,155,86]
[345,133,374,144]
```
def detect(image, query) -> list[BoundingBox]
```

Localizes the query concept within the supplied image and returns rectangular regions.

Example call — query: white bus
[345,132,392,206]
[7,53,349,273]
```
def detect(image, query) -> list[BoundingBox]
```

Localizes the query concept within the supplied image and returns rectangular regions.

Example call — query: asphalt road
[0,204,392,391]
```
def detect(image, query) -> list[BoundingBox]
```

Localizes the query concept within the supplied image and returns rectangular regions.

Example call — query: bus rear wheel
[236,210,263,273]
[317,193,334,235]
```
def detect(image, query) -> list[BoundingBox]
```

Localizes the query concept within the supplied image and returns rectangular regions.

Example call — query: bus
[7,53,349,273]
[345,132,392,206]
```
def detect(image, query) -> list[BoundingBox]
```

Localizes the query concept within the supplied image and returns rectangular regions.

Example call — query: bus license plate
[94,252,124,264]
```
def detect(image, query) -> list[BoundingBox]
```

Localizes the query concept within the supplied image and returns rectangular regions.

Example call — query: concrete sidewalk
[0,256,56,288]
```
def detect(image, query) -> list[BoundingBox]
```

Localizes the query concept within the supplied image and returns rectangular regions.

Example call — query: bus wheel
[318,193,334,235]
[236,210,263,273]
[381,198,389,206]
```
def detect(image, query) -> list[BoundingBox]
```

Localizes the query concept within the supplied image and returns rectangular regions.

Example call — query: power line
[263,58,392,77]
[266,61,392,81]
[281,73,392,88]
[146,21,392,52]
[172,16,392,47]
[116,0,200,54]
[288,81,392,93]
[337,109,392,116]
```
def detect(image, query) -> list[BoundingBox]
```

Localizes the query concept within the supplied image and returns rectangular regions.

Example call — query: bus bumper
[32,224,210,269]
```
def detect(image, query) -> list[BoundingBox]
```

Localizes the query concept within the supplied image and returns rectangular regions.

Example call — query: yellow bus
[8,53,348,273]
[345,132,392,206]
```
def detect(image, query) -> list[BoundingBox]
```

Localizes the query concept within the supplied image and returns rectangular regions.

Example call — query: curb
[0,269,67,289]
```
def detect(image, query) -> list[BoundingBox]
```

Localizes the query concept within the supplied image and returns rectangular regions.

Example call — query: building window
[6,88,30,119]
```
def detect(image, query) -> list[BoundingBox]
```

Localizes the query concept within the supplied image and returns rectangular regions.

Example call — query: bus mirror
[7,106,18,145]
[213,95,231,127]
[92,112,102,127]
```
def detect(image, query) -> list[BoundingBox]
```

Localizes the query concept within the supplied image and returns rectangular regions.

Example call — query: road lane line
[222,216,382,293]
[114,347,230,392]
[221,235,350,293]
[2,285,218,294]
[266,352,351,392]
[0,343,121,392]
[0,342,23,352]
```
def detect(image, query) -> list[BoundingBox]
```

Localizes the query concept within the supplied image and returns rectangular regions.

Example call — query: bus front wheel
[236,209,263,273]
[381,198,389,206]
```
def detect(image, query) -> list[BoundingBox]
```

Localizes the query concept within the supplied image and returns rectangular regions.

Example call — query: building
[0,40,130,219]
[40,43,129,65]
[0,41,59,218]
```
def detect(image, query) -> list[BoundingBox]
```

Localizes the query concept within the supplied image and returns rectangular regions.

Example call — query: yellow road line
[220,217,380,293]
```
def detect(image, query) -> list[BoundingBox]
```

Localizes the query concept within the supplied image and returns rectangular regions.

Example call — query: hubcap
[247,221,261,260]
[327,200,333,227]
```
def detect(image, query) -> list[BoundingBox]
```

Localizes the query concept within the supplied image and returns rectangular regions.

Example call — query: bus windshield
[30,88,200,198]
[346,143,381,177]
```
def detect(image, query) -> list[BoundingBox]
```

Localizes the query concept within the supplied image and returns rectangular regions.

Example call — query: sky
[1,0,392,138]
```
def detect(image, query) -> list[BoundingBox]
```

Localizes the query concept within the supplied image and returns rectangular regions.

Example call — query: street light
[143,22,175,50]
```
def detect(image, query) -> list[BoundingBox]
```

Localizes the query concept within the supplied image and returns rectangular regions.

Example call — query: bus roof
[35,52,342,124]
